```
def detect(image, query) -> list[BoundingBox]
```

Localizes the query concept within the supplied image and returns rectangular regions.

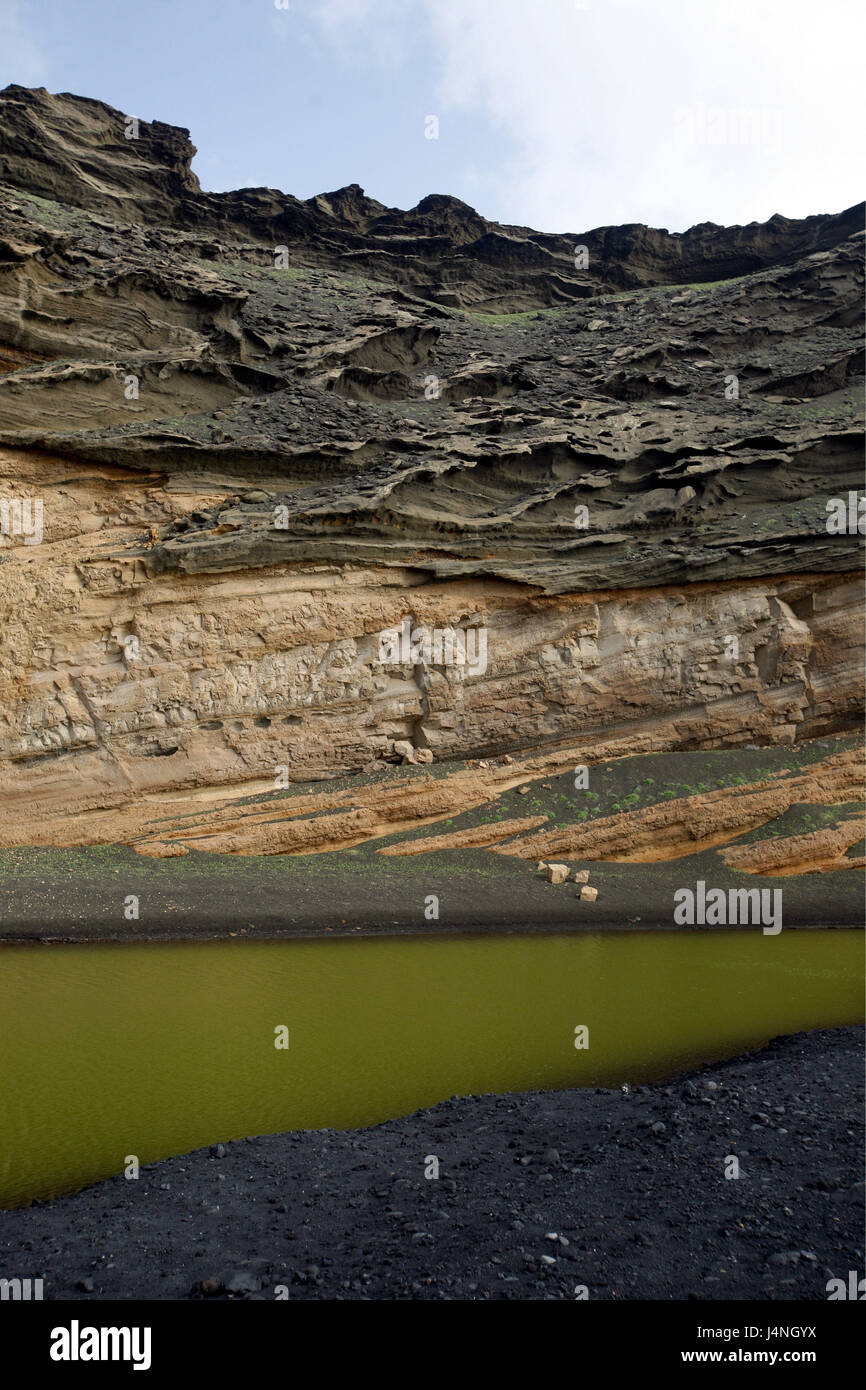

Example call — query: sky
[0,0,862,235]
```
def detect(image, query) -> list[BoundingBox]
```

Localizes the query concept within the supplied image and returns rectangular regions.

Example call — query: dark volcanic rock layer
[1,84,861,311]
[0,85,863,867]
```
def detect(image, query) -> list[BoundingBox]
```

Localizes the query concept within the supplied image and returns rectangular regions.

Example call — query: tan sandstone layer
[487,748,864,868]
[0,444,862,858]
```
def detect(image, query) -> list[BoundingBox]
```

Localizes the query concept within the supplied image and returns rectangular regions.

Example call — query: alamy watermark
[50,1323,152,1371]
[826,1270,865,1299]
[1,1276,43,1300]
[674,880,782,934]
[377,617,488,677]
[674,105,783,152]
[825,493,865,535]
[0,496,43,545]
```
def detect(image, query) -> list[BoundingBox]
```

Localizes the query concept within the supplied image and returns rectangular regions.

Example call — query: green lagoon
[0,929,862,1206]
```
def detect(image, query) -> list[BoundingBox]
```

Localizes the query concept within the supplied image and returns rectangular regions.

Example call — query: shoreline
[2,1024,862,1301]
[1,919,863,945]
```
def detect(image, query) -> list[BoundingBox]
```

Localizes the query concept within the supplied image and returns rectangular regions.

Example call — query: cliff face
[0,83,862,312]
[0,85,862,872]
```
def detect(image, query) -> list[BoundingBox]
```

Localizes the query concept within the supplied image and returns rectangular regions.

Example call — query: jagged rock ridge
[1,84,862,310]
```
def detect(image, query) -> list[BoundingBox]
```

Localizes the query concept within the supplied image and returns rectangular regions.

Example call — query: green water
[0,931,862,1207]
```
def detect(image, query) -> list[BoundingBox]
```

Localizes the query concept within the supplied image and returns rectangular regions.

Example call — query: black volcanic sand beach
[1,1026,862,1301]
[0,738,862,940]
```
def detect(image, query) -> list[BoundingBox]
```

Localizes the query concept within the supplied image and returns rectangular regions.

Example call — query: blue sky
[1,0,862,234]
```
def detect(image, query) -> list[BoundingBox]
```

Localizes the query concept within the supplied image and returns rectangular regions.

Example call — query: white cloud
[0,0,49,86]
[423,0,865,232]
[2,0,859,235]
[294,0,414,66]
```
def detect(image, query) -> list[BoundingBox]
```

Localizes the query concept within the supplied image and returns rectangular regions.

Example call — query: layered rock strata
[0,86,862,868]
